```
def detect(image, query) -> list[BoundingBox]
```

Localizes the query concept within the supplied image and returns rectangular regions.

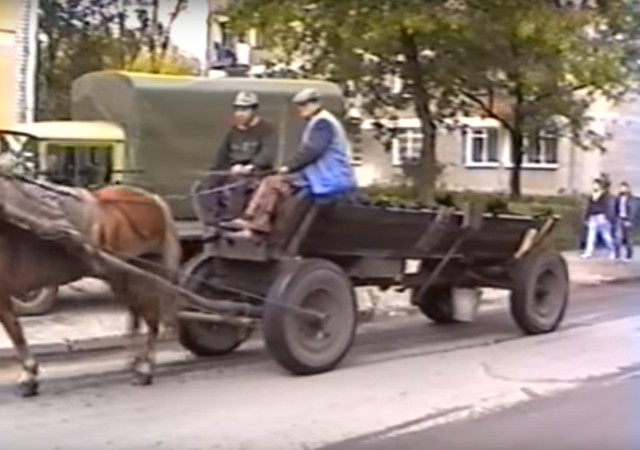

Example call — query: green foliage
[363,184,585,250]
[228,0,640,199]
[37,0,191,120]
[448,0,640,196]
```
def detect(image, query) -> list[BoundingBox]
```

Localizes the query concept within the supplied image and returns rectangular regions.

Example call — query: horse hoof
[132,371,153,387]
[17,381,39,398]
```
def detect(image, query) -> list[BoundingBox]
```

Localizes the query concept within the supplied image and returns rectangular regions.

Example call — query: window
[392,127,422,166]
[465,127,499,166]
[46,144,113,187]
[523,133,559,167]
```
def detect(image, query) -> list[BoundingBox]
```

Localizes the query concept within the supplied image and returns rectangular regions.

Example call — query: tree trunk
[400,29,438,204]
[509,130,523,199]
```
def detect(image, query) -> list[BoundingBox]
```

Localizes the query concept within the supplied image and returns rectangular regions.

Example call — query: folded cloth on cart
[0,175,95,260]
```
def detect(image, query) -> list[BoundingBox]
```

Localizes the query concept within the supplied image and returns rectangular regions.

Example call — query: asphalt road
[1,283,640,450]
[329,375,640,450]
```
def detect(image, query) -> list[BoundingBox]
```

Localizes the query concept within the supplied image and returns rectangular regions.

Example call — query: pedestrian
[195,91,277,226]
[581,178,616,259]
[614,181,636,261]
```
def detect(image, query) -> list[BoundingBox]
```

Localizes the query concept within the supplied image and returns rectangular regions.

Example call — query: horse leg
[117,276,160,387]
[131,304,159,387]
[0,295,39,397]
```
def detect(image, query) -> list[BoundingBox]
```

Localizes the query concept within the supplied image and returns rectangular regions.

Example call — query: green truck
[0,70,347,314]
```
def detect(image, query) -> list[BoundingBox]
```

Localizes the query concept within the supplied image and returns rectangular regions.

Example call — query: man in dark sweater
[582,178,616,259]
[195,91,277,225]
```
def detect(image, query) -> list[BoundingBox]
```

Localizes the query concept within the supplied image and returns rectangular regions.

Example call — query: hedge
[362,184,585,251]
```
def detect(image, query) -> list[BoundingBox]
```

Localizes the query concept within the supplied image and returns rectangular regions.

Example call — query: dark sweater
[213,119,277,170]
[586,193,613,219]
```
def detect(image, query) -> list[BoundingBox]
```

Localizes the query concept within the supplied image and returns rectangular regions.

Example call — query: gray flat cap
[233,91,259,107]
[292,88,321,104]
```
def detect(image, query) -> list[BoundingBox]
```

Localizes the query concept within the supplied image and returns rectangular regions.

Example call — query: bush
[362,184,585,251]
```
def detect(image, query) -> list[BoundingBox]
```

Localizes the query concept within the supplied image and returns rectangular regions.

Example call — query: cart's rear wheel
[413,286,457,324]
[263,259,357,375]
[510,250,569,335]
[178,254,252,357]
[12,286,59,316]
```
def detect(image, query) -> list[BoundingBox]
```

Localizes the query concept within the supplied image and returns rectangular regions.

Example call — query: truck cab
[0,121,125,188]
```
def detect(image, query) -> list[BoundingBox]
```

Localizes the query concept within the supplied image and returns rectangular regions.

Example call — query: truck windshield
[46,144,113,187]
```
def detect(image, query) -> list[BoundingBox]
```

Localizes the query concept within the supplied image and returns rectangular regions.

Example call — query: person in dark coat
[195,91,277,225]
[581,178,616,259]
[614,181,637,261]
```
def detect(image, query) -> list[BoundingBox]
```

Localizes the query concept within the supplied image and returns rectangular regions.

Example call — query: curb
[2,276,640,364]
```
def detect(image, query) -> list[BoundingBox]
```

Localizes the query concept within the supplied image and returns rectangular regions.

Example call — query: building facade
[0,0,37,127]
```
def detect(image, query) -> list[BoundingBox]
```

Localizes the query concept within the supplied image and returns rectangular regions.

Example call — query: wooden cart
[177,192,569,376]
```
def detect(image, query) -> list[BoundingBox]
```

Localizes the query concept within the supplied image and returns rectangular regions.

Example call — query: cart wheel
[263,259,357,375]
[12,286,59,316]
[414,286,457,324]
[510,250,569,335]
[178,254,252,357]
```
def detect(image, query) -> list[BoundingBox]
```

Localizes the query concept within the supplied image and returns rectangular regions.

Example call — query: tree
[127,47,200,75]
[37,0,190,119]
[228,0,465,203]
[229,0,640,199]
[448,0,640,197]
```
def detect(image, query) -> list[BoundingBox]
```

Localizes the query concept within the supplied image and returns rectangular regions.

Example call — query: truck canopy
[71,71,345,218]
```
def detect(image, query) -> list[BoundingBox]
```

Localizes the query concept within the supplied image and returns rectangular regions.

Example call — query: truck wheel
[414,286,457,324]
[263,259,357,375]
[178,254,252,357]
[12,286,59,316]
[510,250,569,335]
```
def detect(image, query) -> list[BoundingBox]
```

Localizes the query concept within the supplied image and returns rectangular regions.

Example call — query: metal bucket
[452,288,481,322]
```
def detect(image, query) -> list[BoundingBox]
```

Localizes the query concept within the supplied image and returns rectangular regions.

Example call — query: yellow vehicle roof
[0,121,126,142]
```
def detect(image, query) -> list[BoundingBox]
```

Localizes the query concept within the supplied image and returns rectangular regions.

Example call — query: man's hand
[231,164,254,175]
[277,166,290,174]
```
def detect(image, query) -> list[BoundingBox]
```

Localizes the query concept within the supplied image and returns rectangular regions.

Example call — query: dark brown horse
[0,180,182,396]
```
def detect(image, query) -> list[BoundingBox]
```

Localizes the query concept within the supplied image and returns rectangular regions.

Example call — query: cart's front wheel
[510,250,569,335]
[263,259,357,375]
[178,254,252,357]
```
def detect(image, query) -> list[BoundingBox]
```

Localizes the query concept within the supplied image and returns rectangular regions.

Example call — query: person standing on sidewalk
[582,178,616,259]
[614,182,637,261]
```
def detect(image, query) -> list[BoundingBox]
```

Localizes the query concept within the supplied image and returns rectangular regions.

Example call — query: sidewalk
[1,249,639,361]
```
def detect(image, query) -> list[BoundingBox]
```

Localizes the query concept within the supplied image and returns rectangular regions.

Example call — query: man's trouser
[243,174,296,234]
[195,174,256,225]
[615,219,634,259]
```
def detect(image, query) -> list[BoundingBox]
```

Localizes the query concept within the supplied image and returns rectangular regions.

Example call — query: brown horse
[0,180,182,396]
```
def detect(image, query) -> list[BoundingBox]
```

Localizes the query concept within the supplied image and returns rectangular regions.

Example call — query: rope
[163,179,247,200]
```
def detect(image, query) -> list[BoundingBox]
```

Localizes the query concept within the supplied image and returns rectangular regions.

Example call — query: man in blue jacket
[223,88,357,238]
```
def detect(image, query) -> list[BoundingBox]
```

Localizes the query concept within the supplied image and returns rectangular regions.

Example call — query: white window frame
[391,126,423,167]
[519,132,560,169]
[463,126,500,168]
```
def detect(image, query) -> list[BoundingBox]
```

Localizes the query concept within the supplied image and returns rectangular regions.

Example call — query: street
[1,282,640,449]
[327,375,640,450]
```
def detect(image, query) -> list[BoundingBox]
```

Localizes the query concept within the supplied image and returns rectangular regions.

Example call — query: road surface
[1,282,640,450]
[328,375,640,450]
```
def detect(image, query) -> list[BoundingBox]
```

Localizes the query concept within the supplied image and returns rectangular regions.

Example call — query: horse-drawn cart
[177,192,569,375]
